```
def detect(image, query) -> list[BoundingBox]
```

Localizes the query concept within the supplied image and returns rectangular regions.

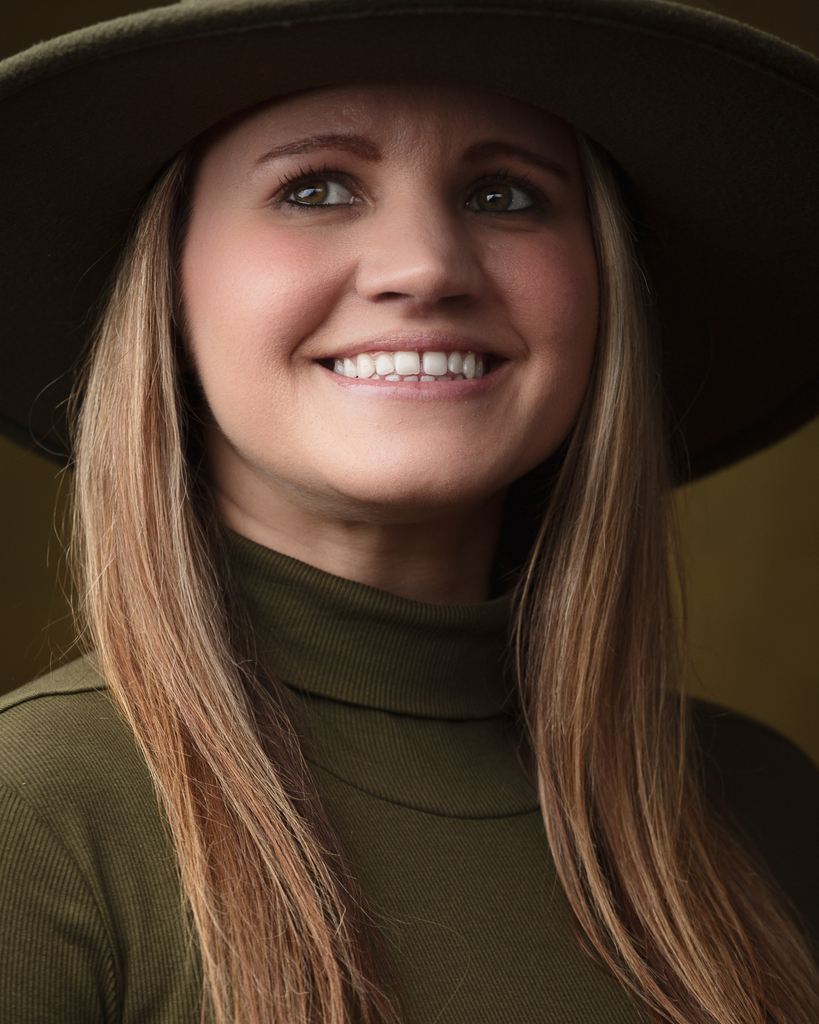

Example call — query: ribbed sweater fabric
[1,531,818,1022]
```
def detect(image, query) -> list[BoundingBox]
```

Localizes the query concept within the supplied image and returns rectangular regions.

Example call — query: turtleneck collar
[226,530,514,721]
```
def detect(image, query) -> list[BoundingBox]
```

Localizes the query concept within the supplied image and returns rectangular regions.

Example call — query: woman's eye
[286,179,355,206]
[468,182,535,213]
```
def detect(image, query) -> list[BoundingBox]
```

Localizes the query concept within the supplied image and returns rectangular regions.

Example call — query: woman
[0,2,818,1023]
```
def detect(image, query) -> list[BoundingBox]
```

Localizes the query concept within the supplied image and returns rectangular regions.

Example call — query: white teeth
[328,349,490,382]
[394,350,421,376]
[422,351,448,376]
[356,353,375,378]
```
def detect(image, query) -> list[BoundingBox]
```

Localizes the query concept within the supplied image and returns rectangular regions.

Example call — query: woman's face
[182,84,598,527]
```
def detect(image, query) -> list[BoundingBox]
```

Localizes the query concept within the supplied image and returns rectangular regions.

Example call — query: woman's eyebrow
[253,132,382,166]
[463,140,570,180]
[250,135,567,178]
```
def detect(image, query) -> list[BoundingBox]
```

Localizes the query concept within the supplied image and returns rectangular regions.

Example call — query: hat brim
[1,0,818,479]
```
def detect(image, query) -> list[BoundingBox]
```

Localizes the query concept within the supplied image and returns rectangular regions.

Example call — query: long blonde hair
[69,127,819,1024]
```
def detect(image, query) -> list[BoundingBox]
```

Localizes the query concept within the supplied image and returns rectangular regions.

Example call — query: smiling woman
[182,85,597,602]
[1,3,819,1024]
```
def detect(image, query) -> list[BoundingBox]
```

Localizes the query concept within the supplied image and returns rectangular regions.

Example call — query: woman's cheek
[183,219,333,375]
[496,231,598,357]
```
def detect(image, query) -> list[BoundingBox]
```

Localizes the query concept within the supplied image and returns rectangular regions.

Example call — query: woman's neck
[213,478,507,604]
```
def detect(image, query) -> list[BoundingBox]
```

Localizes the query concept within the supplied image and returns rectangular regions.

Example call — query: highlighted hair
[69,132,819,1024]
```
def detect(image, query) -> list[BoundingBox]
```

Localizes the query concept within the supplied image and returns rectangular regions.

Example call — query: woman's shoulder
[0,655,172,888]
[0,653,169,886]
[0,656,142,799]
[0,654,107,720]
[691,698,819,940]
[0,658,201,1023]
[0,654,107,716]
[691,698,819,814]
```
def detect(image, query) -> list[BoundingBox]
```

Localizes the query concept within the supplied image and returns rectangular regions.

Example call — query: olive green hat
[1,0,817,479]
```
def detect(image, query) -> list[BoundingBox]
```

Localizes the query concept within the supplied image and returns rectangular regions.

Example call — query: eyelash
[470,168,546,210]
[275,163,356,204]
[273,164,548,211]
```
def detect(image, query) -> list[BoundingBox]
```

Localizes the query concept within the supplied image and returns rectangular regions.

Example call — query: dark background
[2,0,818,763]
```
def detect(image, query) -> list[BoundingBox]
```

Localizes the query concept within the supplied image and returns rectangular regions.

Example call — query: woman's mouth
[319,349,494,381]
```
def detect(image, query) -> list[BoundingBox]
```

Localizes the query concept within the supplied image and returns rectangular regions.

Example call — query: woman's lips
[317,348,510,401]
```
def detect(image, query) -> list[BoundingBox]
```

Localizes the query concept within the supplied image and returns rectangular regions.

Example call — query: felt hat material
[0,0,817,479]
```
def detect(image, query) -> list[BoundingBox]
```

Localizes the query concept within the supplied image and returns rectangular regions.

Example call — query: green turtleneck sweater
[1,533,818,1023]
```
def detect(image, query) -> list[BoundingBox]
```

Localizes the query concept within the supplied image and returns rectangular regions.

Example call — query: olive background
[1,0,818,765]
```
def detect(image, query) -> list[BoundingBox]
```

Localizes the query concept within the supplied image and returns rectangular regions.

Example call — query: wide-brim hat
[1,0,817,480]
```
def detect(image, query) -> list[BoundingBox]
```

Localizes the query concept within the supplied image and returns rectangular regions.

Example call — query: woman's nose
[354,196,486,308]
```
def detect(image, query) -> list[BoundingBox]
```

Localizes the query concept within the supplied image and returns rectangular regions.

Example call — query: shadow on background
[1,0,818,764]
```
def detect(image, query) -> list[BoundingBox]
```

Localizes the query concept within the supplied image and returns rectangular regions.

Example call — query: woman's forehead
[197,82,579,172]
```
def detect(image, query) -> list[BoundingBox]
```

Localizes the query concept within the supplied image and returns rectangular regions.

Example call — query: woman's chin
[295,472,509,526]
